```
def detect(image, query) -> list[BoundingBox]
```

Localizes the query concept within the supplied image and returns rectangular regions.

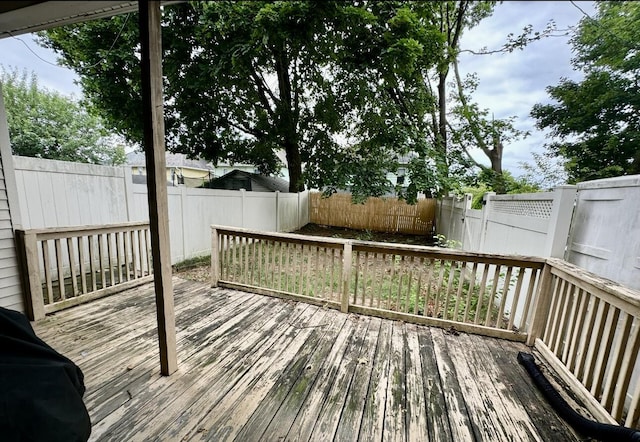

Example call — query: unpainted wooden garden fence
[309,192,436,235]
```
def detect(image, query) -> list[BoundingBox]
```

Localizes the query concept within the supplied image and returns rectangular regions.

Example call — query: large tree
[531,1,640,182]
[41,1,348,192]
[41,1,537,199]
[1,67,125,165]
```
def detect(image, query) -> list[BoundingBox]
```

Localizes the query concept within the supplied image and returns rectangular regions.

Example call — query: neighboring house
[385,153,418,191]
[127,151,213,187]
[213,150,291,182]
[205,170,289,192]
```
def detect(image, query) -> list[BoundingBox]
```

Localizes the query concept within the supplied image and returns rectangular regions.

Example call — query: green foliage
[38,1,540,199]
[461,169,540,208]
[518,151,568,190]
[531,1,640,183]
[1,67,125,165]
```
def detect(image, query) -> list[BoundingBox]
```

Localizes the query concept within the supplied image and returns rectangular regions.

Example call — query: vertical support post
[211,227,219,288]
[15,230,45,320]
[526,262,554,346]
[478,192,495,253]
[341,241,352,313]
[139,0,177,376]
[545,185,577,258]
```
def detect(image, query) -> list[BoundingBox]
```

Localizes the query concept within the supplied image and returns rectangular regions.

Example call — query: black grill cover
[0,307,91,441]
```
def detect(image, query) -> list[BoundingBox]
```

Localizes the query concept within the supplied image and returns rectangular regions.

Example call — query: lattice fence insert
[491,199,553,219]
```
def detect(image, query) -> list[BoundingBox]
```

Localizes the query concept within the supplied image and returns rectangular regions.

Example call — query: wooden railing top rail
[212,225,546,268]
[19,221,150,240]
[546,257,640,309]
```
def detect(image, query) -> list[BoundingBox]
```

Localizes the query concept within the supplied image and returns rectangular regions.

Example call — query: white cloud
[458,1,597,177]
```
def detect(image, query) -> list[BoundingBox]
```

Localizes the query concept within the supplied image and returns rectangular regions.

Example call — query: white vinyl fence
[437,186,577,258]
[13,156,309,263]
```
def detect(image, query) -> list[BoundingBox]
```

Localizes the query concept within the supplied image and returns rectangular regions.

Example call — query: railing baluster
[611,318,640,421]
[625,368,640,427]
[146,228,152,275]
[496,266,513,329]
[115,232,123,284]
[601,312,633,410]
[138,229,146,276]
[484,264,502,327]
[42,240,53,304]
[78,235,87,294]
[474,263,490,325]
[566,289,589,372]
[463,262,479,323]
[422,258,434,316]
[550,282,573,356]
[405,256,413,314]
[67,237,78,297]
[562,288,584,364]
[122,230,130,281]
[507,267,525,331]
[519,268,538,334]
[543,277,563,343]
[590,306,620,398]
[396,255,405,311]
[443,260,457,321]
[54,239,66,301]
[452,261,467,321]
[433,259,447,318]
[361,251,369,306]
[375,253,384,309]
[107,233,115,286]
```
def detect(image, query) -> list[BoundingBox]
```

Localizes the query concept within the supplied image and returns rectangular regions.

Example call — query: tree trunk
[274,46,304,193]
[285,142,304,192]
[437,72,448,158]
[490,138,505,194]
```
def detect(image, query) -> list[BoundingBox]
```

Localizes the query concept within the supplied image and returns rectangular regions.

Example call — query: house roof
[126,151,212,171]
[209,170,290,193]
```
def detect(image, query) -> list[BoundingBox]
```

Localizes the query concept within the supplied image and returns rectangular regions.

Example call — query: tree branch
[447,121,487,170]
[248,65,277,117]
[452,56,491,157]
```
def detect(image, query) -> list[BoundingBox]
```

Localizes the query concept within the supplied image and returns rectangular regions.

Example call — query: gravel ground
[174,266,210,283]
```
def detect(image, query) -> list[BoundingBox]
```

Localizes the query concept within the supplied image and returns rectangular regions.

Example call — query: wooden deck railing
[528,257,640,429]
[16,222,154,320]
[211,226,546,342]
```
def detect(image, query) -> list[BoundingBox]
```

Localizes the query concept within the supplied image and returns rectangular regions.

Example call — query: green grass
[173,254,211,272]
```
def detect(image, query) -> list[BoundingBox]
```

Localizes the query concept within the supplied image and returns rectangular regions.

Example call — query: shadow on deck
[33,277,586,441]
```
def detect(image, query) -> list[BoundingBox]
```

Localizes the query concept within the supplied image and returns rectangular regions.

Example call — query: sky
[0,1,597,178]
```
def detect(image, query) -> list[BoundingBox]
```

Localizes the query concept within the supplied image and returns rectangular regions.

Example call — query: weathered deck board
[32,277,583,441]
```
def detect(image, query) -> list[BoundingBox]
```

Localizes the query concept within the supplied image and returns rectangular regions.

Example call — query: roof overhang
[0,1,181,39]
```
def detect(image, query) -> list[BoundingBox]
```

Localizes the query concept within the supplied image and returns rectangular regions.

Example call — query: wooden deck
[33,277,586,441]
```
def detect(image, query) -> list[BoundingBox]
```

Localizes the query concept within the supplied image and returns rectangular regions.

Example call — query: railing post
[341,241,352,313]
[526,261,554,346]
[211,227,219,288]
[16,230,45,321]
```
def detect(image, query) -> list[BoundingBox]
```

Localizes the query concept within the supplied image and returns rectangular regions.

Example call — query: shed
[205,170,289,192]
